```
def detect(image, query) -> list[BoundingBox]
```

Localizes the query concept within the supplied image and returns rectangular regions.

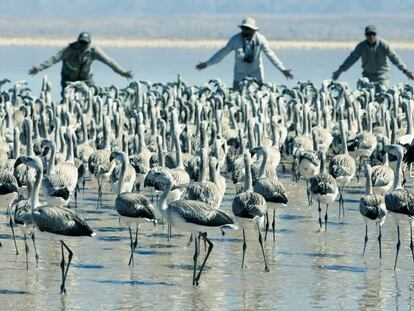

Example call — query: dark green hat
[78,32,91,44]
[365,25,377,34]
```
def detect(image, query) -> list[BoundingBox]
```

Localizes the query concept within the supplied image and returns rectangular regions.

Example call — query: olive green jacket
[39,42,128,82]
[338,38,407,77]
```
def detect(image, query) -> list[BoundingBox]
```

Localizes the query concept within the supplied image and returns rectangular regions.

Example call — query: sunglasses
[365,32,377,37]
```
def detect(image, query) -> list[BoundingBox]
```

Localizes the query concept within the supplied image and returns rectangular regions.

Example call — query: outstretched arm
[95,47,133,79]
[332,44,361,80]
[385,43,414,80]
[196,37,235,70]
[29,48,65,75]
[261,36,293,79]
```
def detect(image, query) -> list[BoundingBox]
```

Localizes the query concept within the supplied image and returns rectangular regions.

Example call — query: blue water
[1,46,413,98]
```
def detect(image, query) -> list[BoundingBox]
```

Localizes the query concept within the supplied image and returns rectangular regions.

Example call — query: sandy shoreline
[1,36,414,50]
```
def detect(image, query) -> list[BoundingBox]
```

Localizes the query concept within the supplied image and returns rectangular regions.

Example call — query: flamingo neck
[393,154,403,190]
[31,166,42,215]
[117,158,127,195]
[47,144,56,175]
[158,180,173,212]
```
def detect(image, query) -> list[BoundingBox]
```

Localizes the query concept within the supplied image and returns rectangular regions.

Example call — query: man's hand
[282,69,293,79]
[196,62,207,70]
[122,70,134,79]
[332,69,342,81]
[404,70,414,80]
[28,66,41,76]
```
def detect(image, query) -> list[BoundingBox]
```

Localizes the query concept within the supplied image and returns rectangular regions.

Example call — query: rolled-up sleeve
[206,37,235,66]
[338,44,361,72]
[94,47,127,75]
[261,36,286,72]
[385,42,407,72]
[39,48,65,71]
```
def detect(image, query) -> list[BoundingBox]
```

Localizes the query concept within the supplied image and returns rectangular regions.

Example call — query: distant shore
[1,36,414,50]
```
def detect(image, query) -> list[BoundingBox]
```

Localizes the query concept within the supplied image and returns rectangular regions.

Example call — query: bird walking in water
[309,150,338,231]
[232,152,269,271]
[384,144,414,270]
[14,156,96,294]
[111,151,156,266]
[154,169,237,285]
[359,164,387,258]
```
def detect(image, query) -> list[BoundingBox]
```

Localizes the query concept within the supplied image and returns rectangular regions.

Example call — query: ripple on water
[317,264,366,273]
[96,227,128,232]
[279,214,312,221]
[303,252,345,259]
[167,263,211,271]
[148,243,178,249]
[210,237,243,243]
[136,249,173,256]
[278,251,345,259]
[97,236,127,242]
[83,210,106,214]
[149,233,185,238]
[73,264,105,269]
[94,279,175,286]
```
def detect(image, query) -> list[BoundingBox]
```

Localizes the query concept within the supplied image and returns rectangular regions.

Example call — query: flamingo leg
[24,234,29,270]
[60,240,73,294]
[241,229,247,269]
[363,224,368,256]
[378,224,382,259]
[272,209,276,242]
[195,233,214,285]
[128,227,135,266]
[257,224,269,272]
[318,202,322,230]
[9,215,19,255]
[31,232,39,265]
[192,233,199,285]
[394,225,401,270]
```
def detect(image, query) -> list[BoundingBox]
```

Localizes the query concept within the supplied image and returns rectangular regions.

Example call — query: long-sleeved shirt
[39,42,128,82]
[206,32,286,83]
[338,39,407,77]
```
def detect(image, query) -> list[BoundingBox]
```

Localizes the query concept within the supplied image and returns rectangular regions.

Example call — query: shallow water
[1,46,414,98]
[1,168,414,311]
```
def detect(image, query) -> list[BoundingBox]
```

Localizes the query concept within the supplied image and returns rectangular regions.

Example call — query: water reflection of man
[196,17,293,90]
[332,25,413,88]
[29,32,134,96]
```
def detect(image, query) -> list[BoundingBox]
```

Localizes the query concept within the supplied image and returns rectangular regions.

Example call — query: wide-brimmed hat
[239,17,259,31]
[78,32,91,44]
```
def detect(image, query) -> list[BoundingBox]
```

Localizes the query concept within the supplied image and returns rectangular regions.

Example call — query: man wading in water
[332,25,414,88]
[29,32,134,96]
[196,17,293,90]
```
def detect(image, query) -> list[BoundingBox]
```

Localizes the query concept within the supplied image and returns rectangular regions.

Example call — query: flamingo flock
[0,77,413,294]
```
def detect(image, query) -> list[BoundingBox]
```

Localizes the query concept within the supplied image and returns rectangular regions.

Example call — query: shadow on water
[94,279,175,286]
[0,289,30,295]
